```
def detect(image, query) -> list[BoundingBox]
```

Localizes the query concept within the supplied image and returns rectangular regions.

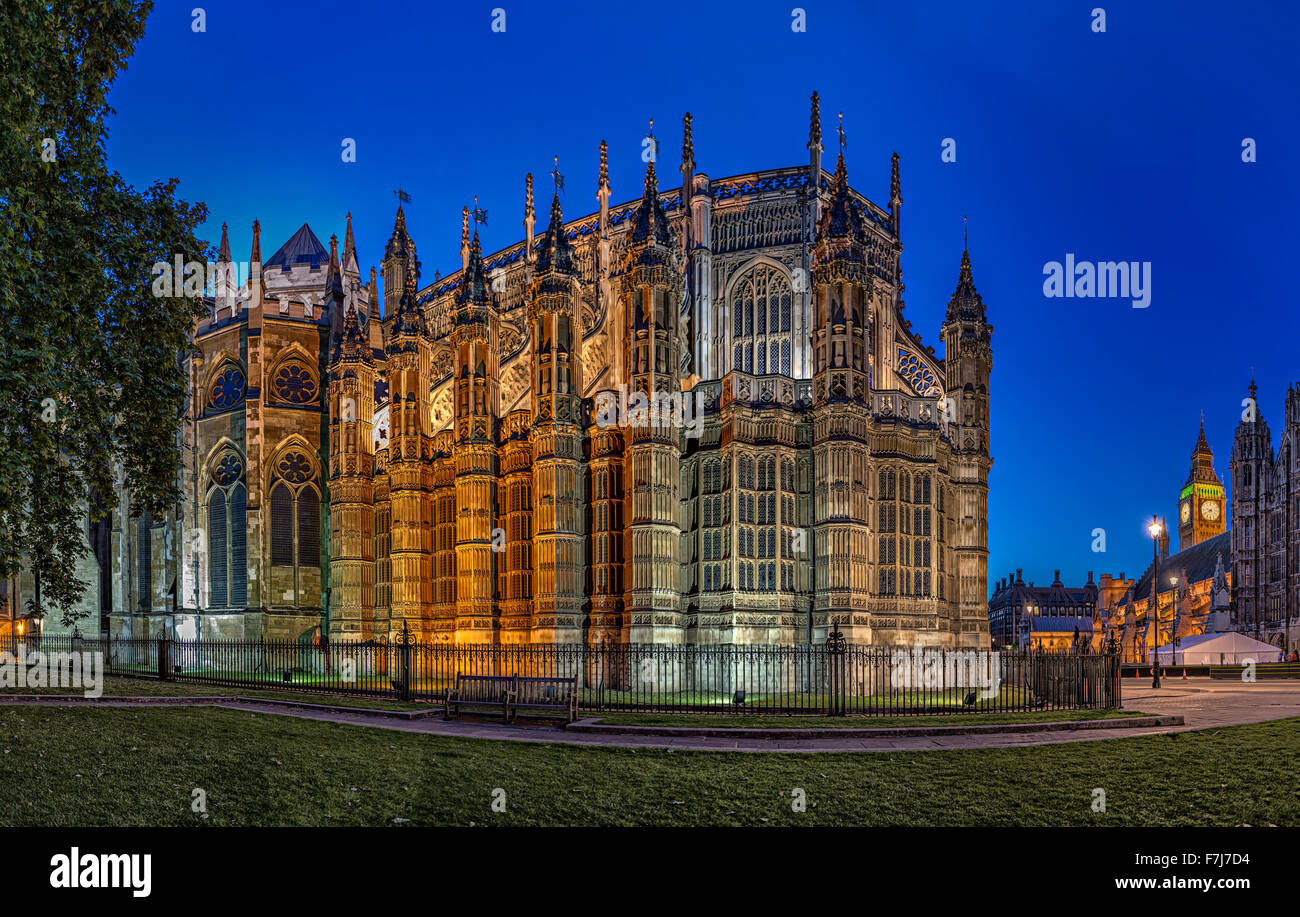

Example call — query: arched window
[730,263,794,377]
[271,483,294,565]
[207,451,247,608]
[137,512,152,612]
[298,488,320,567]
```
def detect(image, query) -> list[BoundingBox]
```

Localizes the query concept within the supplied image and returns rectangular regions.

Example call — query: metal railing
[0,633,1122,716]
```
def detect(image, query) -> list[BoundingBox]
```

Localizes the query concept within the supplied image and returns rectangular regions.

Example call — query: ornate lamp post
[1148,516,1162,688]
[1170,575,1180,666]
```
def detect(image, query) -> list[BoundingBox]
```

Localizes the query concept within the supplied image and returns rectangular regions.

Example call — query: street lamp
[1170,575,1180,666]
[1148,516,1162,688]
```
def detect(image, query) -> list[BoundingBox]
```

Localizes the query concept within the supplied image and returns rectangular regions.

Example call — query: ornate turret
[620,154,683,644]
[327,299,377,642]
[528,190,585,644]
[810,147,871,407]
[450,226,500,643]
[940,219,994,648]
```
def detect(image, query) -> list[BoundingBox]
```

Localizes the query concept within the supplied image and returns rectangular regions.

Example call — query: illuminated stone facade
[49,95,993,648]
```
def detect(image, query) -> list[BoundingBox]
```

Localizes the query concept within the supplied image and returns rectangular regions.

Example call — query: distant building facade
[987,569,1098,650]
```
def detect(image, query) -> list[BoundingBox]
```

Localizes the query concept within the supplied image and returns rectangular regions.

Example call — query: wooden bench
[510,676,578,724]
[444,675,514,720]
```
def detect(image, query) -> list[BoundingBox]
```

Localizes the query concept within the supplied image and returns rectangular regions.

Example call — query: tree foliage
[0,0,208,623]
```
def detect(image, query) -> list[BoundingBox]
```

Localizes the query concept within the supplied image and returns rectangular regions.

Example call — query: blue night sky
[104,0,1299,592]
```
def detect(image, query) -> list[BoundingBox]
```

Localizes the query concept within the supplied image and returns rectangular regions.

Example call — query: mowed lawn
[0,706,1296,826]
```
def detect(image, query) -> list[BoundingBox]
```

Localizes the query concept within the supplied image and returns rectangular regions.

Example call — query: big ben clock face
[1201,500,1220,521]
[1180,502,1191,524]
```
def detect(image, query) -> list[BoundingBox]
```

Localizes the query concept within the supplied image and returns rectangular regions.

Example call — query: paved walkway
[3,678,1297,753]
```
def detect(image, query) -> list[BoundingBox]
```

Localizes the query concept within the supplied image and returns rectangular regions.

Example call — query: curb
[565,714,1184,739]
[0,694,440,720]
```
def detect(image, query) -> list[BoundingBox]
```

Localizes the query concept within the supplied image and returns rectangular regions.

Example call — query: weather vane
[645,117,657,161]
[472,195,488,228]
[551,155,565,194]
[394,187,410,204]
[837,112,846,154]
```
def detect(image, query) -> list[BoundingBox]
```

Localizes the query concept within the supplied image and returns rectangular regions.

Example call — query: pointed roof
[331,304,372,366]
[264,222,328,273]
[1192,416,1212,459]
[1131,530,1231,602]
[945,222,986,323]
[391,260,427,338]
[535,193,575,275]
[816,152,867,243]
[384,206,416,263]
[217,222,232,263]
[325,233,343,296]
[629,159,671,248]
[342,212,360,274]
[457,231,492,306]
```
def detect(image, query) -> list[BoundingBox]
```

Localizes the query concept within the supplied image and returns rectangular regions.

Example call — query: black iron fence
[0,633,1122,716]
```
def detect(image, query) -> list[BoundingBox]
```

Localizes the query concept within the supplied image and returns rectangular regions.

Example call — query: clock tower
[1178,418,1226,551]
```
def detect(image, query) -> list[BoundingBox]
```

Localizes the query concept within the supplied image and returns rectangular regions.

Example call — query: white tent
[1154,631,1281,665]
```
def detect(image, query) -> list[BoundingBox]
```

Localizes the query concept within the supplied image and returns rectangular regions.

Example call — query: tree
[0,0,208,625]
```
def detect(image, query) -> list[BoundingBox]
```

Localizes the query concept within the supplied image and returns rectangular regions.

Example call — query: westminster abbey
[15,94,993,648]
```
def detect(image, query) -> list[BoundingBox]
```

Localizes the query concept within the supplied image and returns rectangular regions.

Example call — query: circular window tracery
[273,362,318,404]
[212,452,243,486]
[209,366,246,410]
[277,450,313,484]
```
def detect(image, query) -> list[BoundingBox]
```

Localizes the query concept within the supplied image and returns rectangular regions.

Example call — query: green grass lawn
[590,709,1145,729]
[4,675,428,711]
[0,705,1295,826]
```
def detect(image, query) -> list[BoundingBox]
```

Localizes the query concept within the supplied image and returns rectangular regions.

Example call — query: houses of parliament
[16,95,995,648]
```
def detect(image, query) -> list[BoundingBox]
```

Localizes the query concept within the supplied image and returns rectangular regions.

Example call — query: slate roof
[1132,530,1230,601]
[264,223,328,272]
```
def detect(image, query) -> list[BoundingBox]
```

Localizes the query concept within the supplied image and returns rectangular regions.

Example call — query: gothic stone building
[72,95,993,648]
[1230,380,1300,645]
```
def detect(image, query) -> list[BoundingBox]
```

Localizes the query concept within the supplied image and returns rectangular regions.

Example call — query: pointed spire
[890,152,902,206]
[536,191,575,276]
[458,228,491,305]
[368,266,379,318]
[333,302,372,366]
[326,233,342,294]
[524,173,536,263]
[247,219,262,308]
[1193,414,1213,458]
[808,90,822,151]
[460,205,471,271]
[218,222,232,263]
[681,111,695,175]
[392,250,427,338]
[946,218,986,324]
[599,139,609,190]
[629,156,671,247]
[816,148,866,243]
